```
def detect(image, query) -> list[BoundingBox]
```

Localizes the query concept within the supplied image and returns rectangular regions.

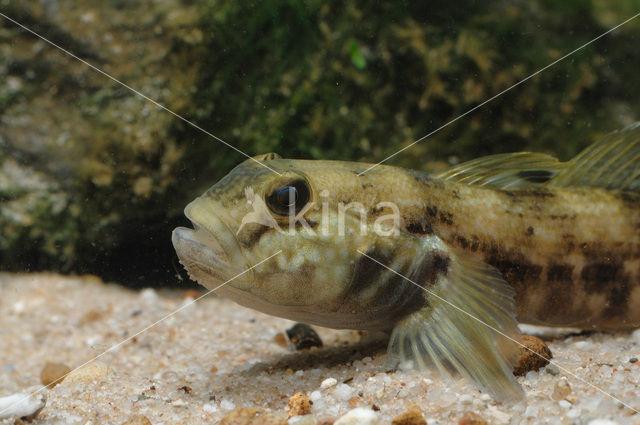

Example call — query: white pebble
[289,414,316,425]
[220,399,235,410]
[333,383,354,401]
[631,328,640,343]
[566,407,581,418]
[140,288,159,304]
[573,340,594,351]
[309,391,322,402]
[0,389,45,419]
[588,420,619,425]
[320,378,337,389]
[459,394,473,404]
[334,407,379,425]
[202,403,218,414]
[524,405,538,418]
[525,371,538,381]
[558,400,571,409]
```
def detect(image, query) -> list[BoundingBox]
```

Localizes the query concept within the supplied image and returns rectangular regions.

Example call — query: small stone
[289,415,317,425]
[334,408,379,425]
[545,363,560,375]
[391,409,426,425]
[274,332,288,348]
[286,323,323,350]
[459,394,473,404]
[629,357,638,363]
[551,379,571,401]
[288,392,312,418]
[120,415,152,425]
[181,289,201,299]
[80,310,103,324]
[320,378,337,389]
[0,389,46,420]
[333,384,354,401]
[513,335,552,376]
[458,412,487,425]
[588,420,619,425]
[220,407,286,425]
[62,361,114,385]
[524,405,538,418]
[40,362,71,388]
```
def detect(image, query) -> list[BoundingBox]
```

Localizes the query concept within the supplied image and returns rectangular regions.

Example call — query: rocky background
[1,0,639,285]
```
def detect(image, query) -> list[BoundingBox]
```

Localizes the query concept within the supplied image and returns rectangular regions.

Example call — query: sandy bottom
[0,273,639,425]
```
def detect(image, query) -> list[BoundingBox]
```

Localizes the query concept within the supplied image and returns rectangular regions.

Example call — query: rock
[286,323,323,350]
[289,415,317,425]
[121,415,152,425]
[0,389,46,420]
[220,407,287,425]
[513,335,552,376]
[0,1,206,283]
[551,379,571,401]
[62,361,114,385]
[391,409,426,425]
[587,420,619,425]
[40,362,71,388]
[334,408,379,425]
[320,378,338,389]
[288,392,313,418]
[458,412,487,425]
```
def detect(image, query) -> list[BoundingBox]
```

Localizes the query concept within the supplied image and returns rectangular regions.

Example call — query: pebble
[320,378,338,389]
[524,405,538,418]
[391,409,426,425]
[120,415,152,425]
[40,362,71,388]
[333,384,354,401]
[220,407,286,425]
[513,335,552,376]
[62,361,114,385]
[551,379,571,401]
[334,407,379,425]
[588,420,619,425]
[286,323,323,350]
[0,389,46,420]
[458,412,487,425]
[289,414,317,425]
[288,392,312,418]
[631,328,640,343]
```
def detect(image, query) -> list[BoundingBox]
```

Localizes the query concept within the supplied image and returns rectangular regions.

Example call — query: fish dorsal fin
[386,243,523,400]
[548,122,640,191]
[437,152,563,189]
[252,153,282,161]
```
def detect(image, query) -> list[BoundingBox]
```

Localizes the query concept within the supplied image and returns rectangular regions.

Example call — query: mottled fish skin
[174,155,639,329]
[400,176,640,328]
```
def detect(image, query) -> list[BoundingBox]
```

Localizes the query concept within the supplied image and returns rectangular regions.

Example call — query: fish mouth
[172,198,251,290]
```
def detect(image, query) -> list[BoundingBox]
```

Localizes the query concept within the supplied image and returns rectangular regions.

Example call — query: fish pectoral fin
[549,122,640,191]
[386,247,524,401]
[437,152,563,189]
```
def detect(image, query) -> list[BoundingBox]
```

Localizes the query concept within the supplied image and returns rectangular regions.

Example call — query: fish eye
[266,179,311,216]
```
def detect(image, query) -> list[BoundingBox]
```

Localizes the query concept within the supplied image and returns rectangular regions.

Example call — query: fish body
[172,124,640,399]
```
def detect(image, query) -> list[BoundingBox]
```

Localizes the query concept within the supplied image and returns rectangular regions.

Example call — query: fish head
[172,153,427,327]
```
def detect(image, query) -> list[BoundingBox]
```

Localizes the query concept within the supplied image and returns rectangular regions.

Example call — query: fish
[172,123,640,400]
